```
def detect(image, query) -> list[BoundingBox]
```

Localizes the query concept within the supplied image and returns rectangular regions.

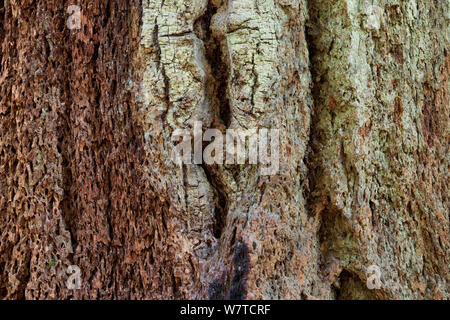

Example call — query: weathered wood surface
[0,0,448,299]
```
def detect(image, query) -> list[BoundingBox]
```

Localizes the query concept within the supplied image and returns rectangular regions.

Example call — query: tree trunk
[0,0,448,300]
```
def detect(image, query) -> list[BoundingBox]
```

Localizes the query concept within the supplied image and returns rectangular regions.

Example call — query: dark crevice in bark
[195,1,231,128]
[194,1,231,239]
[201,162,228,239]
[228,238,250,299]
[304,0,326,219]
[208,277,225,300]
[318,204,357,261]
[335,269,378,300]
[305,0,329,268]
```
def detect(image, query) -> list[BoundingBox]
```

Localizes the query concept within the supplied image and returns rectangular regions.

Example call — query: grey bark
[0,0,448,299]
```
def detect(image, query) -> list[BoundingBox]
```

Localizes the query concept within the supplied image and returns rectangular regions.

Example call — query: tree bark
[0,0,448,299]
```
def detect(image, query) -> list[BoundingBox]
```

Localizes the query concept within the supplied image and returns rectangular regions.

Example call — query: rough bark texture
[0,0,448,300]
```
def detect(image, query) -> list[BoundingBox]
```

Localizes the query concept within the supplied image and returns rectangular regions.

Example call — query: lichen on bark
[0,0,448,300]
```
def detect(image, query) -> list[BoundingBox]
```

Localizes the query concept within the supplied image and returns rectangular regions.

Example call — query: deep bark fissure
[335,269,377,300]
[193,1,232,240]
[195,2,232,128]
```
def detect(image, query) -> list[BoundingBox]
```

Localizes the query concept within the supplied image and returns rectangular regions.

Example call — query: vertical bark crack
[194,1,231,239]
